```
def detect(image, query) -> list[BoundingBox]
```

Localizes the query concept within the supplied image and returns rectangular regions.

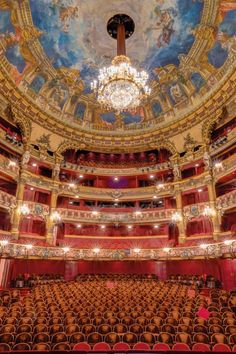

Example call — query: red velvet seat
[192,343,211,351]
[133,342,151,350]
[213,343,231,352]
[153,342,170,351]
[93,342,111,351]
[113,342,131,351]
[172,343,191,351]
[73,342,91,351]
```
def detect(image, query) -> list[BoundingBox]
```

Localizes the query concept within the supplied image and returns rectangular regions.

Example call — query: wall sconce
[171,212,182,222]
[18,204,30,216]
[51,211,61,223]
[203,206,216,217]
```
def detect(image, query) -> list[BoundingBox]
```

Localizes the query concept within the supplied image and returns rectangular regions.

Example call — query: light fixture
[154,225,159,229]
[101,225,106,229]
[150,175,154,179]
[203,206,216,217]
[93,248,100,254]
[69,183,75,188]
[91,14,151,112]
[224,240,233,246]
[200,244,208,249]
[128,225,133,229]
[153,195,157,199]
[134,248,141,254]
[30,187,34,191]
[0,240,8,246]
[157,183,164,189]
[114,177,119,182]
[62,246,70,253]
[114,198,119,202]
[197,189,202,192]
[92,211,98,216]
[77,224,82,228]
[9,160,16,167]
[135,211,141,216]
[32,163,37,167]
[163,247,171,253]
[171,212,182,222]
[79,175,83,179]
[75,195,79,199]
[214,162,223,169]
[25,244,33,250]
[19,204,30,216]
[51,211,61,222]
[195,164,199,167]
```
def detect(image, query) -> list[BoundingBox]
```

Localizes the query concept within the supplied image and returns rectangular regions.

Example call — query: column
[207,176,221,240]
[11,176,26,239]
[46,187,58,245]
[175,188,186,244]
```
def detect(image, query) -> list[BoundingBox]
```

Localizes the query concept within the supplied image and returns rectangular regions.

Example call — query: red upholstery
[192,343,211,351]
[213,343,231,352]
[133,342,151,350]
[172,343,191,351]
[113,342,131,351]
[73,342,91,351]
[153,343,170,351]
[93,342,111,351]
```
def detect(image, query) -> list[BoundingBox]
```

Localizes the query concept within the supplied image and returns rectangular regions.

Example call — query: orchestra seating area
[0,275,236,352]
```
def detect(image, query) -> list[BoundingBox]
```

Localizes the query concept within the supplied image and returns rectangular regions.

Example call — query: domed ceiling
[0,0,236,135]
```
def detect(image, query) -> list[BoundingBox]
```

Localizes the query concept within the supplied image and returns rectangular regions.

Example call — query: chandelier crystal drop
[91,15,151,112]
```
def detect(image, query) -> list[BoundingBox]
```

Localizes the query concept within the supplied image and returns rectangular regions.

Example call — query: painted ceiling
[0,0,236,131]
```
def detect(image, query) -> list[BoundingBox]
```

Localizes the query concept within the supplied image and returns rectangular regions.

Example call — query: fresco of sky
[29,0,203,83]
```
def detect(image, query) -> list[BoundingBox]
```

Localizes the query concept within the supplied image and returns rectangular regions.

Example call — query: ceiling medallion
[91,14,151,112]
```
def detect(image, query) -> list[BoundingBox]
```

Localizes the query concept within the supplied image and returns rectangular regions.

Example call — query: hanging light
[91,14,151,112]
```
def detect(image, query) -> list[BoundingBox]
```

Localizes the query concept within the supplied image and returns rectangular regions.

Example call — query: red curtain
[6,259,236,291]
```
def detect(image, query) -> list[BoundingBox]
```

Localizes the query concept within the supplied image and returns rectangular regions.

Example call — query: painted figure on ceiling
[153,1,177,47]
[219,1,236,20]
[170,83,185,104]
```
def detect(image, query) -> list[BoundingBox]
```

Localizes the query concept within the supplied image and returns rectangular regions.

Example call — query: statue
[203,151,212,170]
[173,162,181,180]
[21,150,30,167]
[53,163,61,180]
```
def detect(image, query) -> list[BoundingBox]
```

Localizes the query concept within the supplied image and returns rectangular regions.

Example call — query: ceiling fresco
[0,0,236,132]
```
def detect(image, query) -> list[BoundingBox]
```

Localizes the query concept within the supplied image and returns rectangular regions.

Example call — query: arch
[29,74,47,93]
[74,101,86,119]
[151,100,163,117]
[153,138,177,156]
[56,140,86,156]
[202,108,223,144]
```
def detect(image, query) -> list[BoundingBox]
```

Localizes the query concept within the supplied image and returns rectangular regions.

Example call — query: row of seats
[0,275,235,351]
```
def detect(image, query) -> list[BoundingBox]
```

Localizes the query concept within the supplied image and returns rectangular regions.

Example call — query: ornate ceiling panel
[0,0,235,149]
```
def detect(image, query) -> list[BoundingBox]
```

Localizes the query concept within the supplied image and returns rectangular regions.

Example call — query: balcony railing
[58,208,176,224]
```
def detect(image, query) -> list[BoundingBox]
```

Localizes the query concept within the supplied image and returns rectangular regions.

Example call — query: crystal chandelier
[91,14,151,112]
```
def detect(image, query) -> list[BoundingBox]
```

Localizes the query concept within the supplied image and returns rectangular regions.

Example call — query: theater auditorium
[0,0,236,352]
